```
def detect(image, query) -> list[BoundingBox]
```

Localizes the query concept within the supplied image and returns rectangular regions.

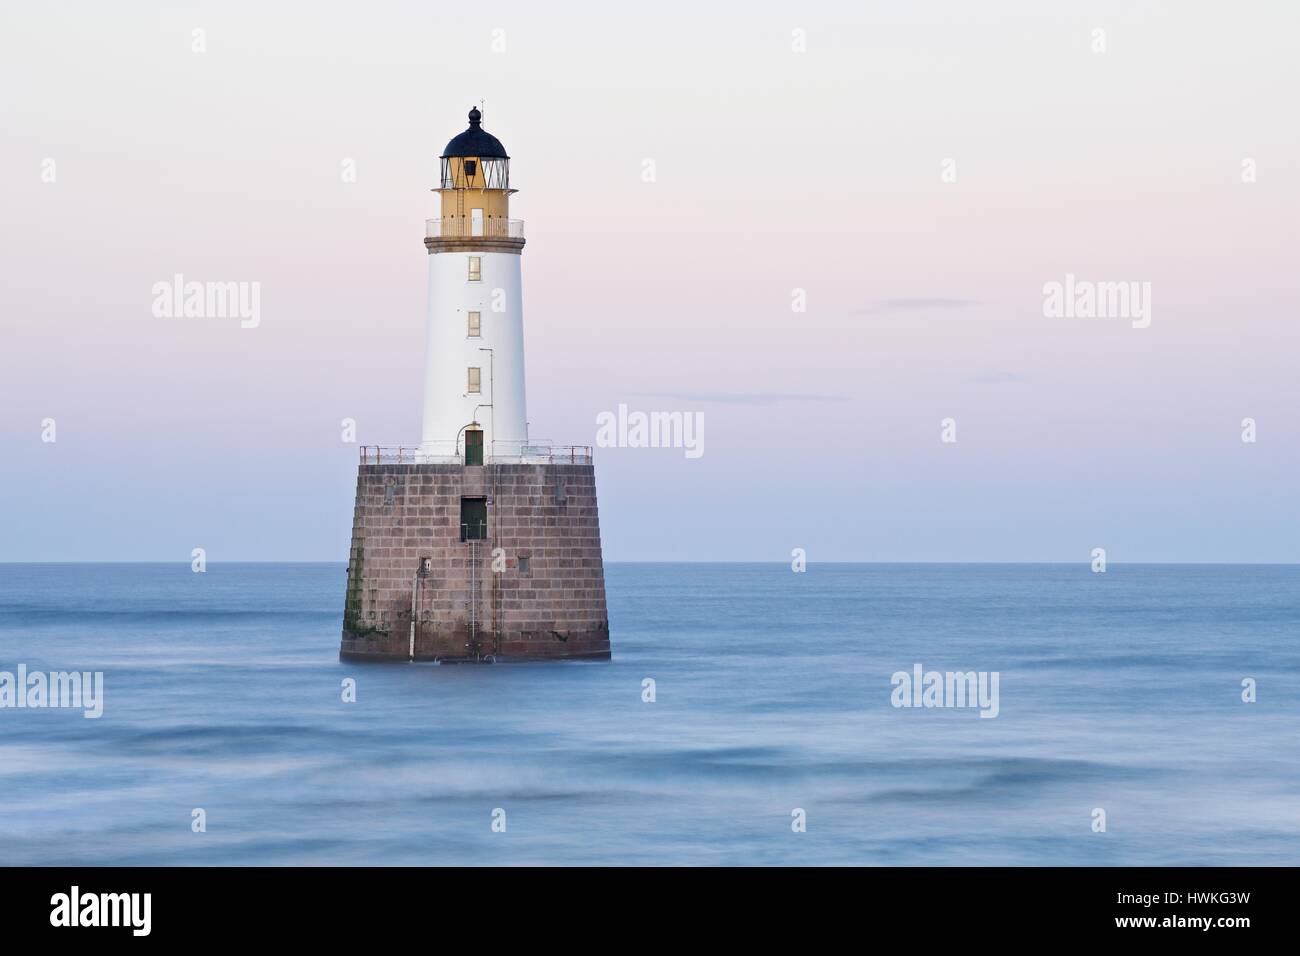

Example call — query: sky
[1,1,1297,562]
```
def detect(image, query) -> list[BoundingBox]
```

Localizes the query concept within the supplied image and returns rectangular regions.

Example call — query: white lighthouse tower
[420,106,528,463]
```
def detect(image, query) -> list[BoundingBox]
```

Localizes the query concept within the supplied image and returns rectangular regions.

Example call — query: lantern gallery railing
[425,218,524,239]
[359,443,592,465]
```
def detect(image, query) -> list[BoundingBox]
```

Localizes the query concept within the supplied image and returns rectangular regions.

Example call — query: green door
[460,497,487,541]
[465,428,483,466]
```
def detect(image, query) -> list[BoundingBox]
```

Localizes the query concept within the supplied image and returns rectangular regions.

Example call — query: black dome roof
[441,107,508,159]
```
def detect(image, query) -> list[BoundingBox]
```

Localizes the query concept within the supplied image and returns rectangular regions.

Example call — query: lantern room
[434,107,516,237]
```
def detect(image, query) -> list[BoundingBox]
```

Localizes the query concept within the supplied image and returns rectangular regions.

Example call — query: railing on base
[359,442,592,465]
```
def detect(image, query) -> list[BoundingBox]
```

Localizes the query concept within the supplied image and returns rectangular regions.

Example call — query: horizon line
[2,560,1298,567]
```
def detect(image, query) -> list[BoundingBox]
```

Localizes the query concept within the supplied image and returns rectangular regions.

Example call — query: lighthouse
[339,107,611,663]
[420,106,528,462]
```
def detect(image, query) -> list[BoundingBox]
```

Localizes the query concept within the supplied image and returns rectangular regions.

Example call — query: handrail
[425,218,524,239]
[359,443,592,465]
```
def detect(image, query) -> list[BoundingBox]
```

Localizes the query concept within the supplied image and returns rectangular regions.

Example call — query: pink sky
[2,1,1297,560]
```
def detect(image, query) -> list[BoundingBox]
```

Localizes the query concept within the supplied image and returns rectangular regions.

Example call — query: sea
[0,562,1296,866]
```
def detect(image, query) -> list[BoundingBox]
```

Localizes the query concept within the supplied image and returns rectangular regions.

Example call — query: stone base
[339,629,612,663]
[338,462,611,662]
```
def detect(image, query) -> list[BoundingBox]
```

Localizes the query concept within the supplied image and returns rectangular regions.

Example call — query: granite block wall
[339,462,610,661]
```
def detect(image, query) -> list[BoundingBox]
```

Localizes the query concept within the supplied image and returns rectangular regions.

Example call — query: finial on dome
[468,106,482,126]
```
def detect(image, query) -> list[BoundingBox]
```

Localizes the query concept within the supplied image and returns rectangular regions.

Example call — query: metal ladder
[467,539,480,656]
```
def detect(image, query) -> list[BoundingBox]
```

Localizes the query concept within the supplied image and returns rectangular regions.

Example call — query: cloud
[856,297,982,316]
[629,391,850,406]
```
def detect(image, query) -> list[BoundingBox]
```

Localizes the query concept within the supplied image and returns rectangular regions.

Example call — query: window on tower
[467,367,481,393]
[463,159,477,179]
[468,256,481,281]
[467,311,481,337]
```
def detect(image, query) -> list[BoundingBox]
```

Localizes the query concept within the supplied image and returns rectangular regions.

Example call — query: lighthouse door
[465,428,484,466]
[471,208,484,237]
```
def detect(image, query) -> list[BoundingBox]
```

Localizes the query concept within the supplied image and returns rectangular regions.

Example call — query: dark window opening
[463,159,477,178]
[518,555,530,574]
[460,496,487,541]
